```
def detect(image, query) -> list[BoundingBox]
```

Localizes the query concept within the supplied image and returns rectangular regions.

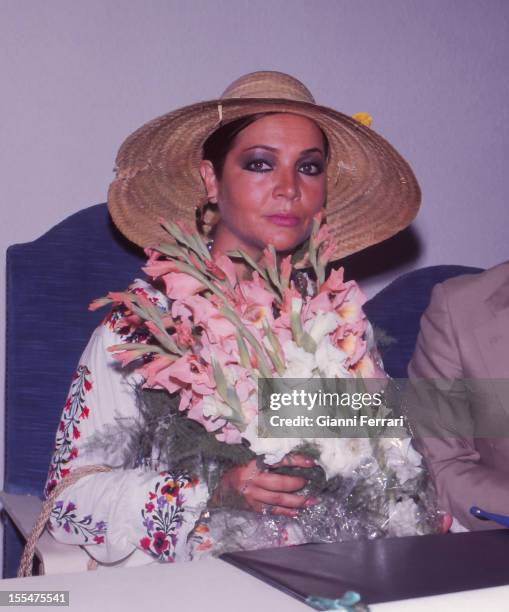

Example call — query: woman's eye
[244,159,272,172]
[299,161,324,176]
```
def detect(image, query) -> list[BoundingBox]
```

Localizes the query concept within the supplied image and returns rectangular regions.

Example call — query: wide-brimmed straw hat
[108,71,420,259]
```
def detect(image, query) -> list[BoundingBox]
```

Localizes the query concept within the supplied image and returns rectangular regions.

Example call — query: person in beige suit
[408,261,509,531]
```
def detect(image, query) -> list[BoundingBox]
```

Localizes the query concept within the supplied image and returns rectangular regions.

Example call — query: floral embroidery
[44,365,93,497]
[104,285,166,344]
[48,500,107,544]
[140,472,198,562]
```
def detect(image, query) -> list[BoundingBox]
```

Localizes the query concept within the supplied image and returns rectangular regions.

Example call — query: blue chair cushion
[363,265,483,379]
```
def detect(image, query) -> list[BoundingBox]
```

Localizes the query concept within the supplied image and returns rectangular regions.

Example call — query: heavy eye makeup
[240,152,325,175]
[298,157,324,176]
[243,157,274,172]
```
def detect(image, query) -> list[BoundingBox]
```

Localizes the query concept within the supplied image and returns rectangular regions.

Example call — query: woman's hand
[215,454,319,517]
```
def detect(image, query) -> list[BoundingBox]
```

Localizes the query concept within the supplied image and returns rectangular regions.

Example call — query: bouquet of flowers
[91,214,440,555]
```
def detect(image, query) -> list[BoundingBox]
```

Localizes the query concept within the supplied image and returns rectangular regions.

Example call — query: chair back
[5,203,144,497]
[363,265,484,378]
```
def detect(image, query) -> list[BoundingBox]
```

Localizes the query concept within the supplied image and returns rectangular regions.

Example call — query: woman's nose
[273,167,300,201]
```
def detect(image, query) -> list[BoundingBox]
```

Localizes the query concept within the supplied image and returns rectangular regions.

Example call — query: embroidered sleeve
[44,280,209,565]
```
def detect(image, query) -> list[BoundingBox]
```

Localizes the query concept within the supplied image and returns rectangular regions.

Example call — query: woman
[44,71,421,566]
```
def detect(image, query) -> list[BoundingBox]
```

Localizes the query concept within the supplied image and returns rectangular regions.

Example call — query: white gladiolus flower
[282,340,316,378]
[315,438,374,480]
[304,311,340,345]
[202,394,233,419]
[242,419,299,465]
[315,337,351,378]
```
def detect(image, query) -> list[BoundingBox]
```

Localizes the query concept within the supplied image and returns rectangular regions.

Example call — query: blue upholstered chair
[1,202,483,577]
[363,264,483,379]
[2,203,144,577]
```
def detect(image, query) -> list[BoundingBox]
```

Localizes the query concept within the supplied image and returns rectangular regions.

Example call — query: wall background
[1,0,508,576]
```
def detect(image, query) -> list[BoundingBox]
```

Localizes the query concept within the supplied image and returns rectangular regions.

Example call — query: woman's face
[200,113,327,259]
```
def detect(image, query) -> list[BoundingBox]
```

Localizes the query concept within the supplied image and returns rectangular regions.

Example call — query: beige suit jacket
[408,261,509,530]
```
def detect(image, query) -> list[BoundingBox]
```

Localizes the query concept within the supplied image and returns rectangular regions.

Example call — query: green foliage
[140,388,257,491]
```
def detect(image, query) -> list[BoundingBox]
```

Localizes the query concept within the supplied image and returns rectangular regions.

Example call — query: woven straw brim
[108,98,420,259]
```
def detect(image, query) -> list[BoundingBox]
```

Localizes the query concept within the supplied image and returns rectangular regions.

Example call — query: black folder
[222,530,509,606]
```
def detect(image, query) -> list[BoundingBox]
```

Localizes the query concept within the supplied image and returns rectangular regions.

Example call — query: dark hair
[202,112,330,180]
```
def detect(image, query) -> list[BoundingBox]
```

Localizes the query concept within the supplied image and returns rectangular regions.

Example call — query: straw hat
[108,71,420,259]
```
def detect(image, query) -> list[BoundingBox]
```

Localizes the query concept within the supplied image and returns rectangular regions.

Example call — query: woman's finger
[253,503,299,518]
[250,486,316,510]
[254,471,307,493]
[271,453,316,469]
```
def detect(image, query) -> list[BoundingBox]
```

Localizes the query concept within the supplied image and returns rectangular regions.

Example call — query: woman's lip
[265,214,300,227]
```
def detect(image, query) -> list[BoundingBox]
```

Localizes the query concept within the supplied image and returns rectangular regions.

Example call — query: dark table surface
[222,530,509,606]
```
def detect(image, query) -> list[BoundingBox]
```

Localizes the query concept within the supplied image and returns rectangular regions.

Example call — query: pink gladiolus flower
[173,295,237,342]
[272,320,293,345]
[213,255,237,287]
[237,277,276,330]
[199,341,237,369]
[318,241,338,266]
[88,297,112,312]
[163,272,206,299]
[116,312,144,331]
[238,274,274,308]
[230,365,256,402]
[305,291,335,317]
[336,333,367,367]
[131,291,158,313]
[242,303,273,328]
[351,354,387,379]
[178,387,193,412]
[172,294,213,321]
[163,354,215,396]
[108,291,136,305]
[205,316,237,343]
[188,399,225,433]
[273,285,300,343]
[280,285,302,316]
[314,223,331,247]
[90,291,139,316]
[144,247,161,264]
[215,422,243,444]
[336,298,365,325]
[178,389,225,433]
[319,267,346,294]
[144,321,172,346]
[140,355,180,392]
[110,348,147,367]
[142,259,181,278]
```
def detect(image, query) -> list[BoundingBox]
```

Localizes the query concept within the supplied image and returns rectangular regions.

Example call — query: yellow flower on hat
[352,112,373,127]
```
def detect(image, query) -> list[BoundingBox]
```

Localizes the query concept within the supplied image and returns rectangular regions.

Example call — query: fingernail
[304,497,319,507]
